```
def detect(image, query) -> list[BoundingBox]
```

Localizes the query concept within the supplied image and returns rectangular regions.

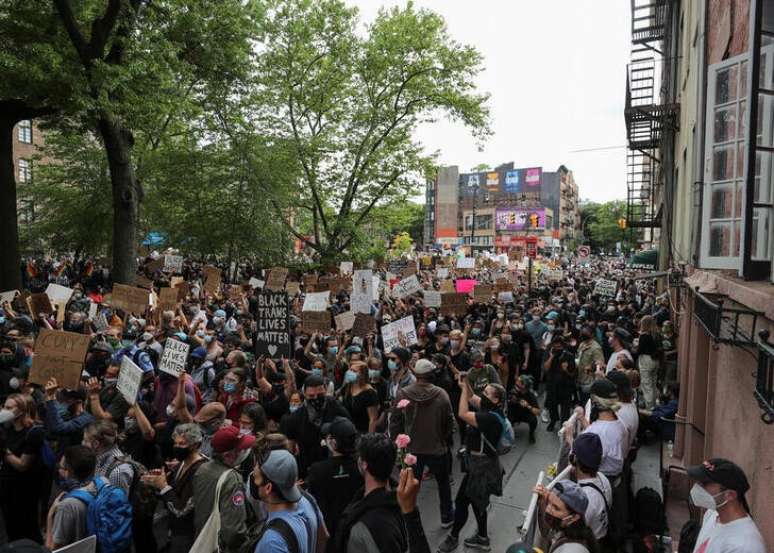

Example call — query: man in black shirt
[507,375,541,443]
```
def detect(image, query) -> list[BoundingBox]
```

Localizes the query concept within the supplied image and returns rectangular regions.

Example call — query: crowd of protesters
[0,251,766,553]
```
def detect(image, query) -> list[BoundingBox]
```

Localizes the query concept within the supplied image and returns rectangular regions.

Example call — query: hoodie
[389,380,454,456]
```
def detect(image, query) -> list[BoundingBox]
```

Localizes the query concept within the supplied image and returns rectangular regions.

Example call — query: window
[17,120,32,144]
[464,214,492,230]
[18,159,31,183]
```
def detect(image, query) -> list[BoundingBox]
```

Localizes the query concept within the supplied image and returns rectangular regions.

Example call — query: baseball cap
[553,480,589,516]
[261,450,302,502]
[320,416,357,445]
[211,425,255,453]
[572,433,603,471]
[191,346,207,359]
[545,311,560,321]
[590,378,618,400]
[613,328,632,344]
[412,358,435,375]
[687,458,750,496]
[213,309,226,318]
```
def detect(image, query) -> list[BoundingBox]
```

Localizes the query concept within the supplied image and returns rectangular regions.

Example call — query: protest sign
[117,356,143,405]
[381,316,418,353]
[473,284,493,304]
[94,312,109,333]
[158,287,179,312]
[266,267,289,291]
[248,277,264,289]
[88,301,98,320]
[456,257,475,269]
[170,276,184,288]
[392,274,422,299]
[0,289,19,305]
[388,259,408,274]
[544,268,563,282]
[498,291,514,303]
[111,284,149,314]
[54,535,96,553]
[335,310,356,332]
[372,276,382,301]
[323,276,350,295]
[164,255,183,273]
[352,313,376,337]
[45,283,74,305]
[203,266,221,295]
[29,292,54,315]
[28,329,91,390]
[423,290,442,308]
[420,256,434,269]
[440,280,455,293]
[455,279,477,295]
[351,270,373,314]
[158,339,190,378]
[304,274,318,287]
[440,293,468,316]
[339,261,354,275]
[302,311,331,334]
[303,291,330,312]
[495,279,511,293]
[285,281,301,296]
[593,279,618,298]
[436,267,450,279]
[255,292,291,358]
[401,265,417,278]
[133,275,154,290]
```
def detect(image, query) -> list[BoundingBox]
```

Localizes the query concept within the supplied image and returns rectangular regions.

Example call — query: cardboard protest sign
[28,329,91,390]
[456,257,475,269]
[304,274,318,287]
[111,284,149,314]
[423,290,442,308]
[436,268,450,279]
[352,313,376,337]
[593,279,618,298]
[392,275,422,299]
[53,534,97,553]
[45,283,74,305]
[203,266,221,295]
[335,310,356,332]
[29,292,54,315]
[495,279,511,293]
[339,261,354,275]
[455,279,477,295]
[325,277,350,295]
[163,255,183,273]
[228,285,244,301]
[440,293,468,316]
[302,311,331,334]
[0,289,19,305]
[133,275,154,290]
[498,291,514,303]
[170,276,184,288]
[303,291,330,312]
[351,270,373,314]
[440,280,455,293]
[158,339,190,378]
[255,292,291,358]
[285,281,301,296]
[473,284,493,304]
[158,287,179,312]
[117,356,143,405]
[266,267,289,291]
[381,316,418,353]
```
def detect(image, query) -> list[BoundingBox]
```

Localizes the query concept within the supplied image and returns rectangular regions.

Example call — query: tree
[253,0,490,263]
[581,200,639,253]
[390,231,413,257]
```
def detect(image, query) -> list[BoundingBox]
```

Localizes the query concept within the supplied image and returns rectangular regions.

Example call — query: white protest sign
[118,356,143,405]
[392,274,422,299]
[456,257,475,269]
[45,283,74,305]
[163,255,183,273]
[544,268,564,282]
[335,310,356,332]
[0,290,19,305]
[372,275,381,301]
[88,301,98,320]
[381,316,418,353]
[54,535,96,553]
[436,267,449,279]
[351,270,373,314]
[593,279,618,298]
[339,261,354,275]
[302,291,330,312]
[423,290,442,308]
[497,291,514,303]
[158,339,190,378]
[249,277,264,289]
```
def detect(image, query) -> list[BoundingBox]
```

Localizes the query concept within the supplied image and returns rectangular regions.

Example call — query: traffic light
[617,217,627,230]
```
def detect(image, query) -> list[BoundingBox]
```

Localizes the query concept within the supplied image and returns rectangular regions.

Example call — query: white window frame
[18,159,31,183]
[17,120,32,144]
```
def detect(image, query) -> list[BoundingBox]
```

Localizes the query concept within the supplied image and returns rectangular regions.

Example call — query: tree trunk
[0,117,21,291]
[98,117,138,284]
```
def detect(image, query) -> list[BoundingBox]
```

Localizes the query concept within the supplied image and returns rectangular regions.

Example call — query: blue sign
[505,170,521,193]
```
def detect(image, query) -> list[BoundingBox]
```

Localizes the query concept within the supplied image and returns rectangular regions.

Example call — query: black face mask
[172,446,190,461]
[543,512,565,530]
[307,396,325,411]
[480,396,497,412]
[249,477,263,500]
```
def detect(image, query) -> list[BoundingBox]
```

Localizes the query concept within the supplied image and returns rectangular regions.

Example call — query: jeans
[412,453,454,522]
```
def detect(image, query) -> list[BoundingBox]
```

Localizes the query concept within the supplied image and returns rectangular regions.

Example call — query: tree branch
[52,0,90,66]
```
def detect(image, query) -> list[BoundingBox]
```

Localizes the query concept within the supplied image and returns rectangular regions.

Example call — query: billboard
[495,208,547,230]
[525,167,542,187]
[504,170,521,193]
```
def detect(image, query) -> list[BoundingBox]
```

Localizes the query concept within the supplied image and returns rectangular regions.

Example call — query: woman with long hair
[635,315,661,409]
[337,360,379,433]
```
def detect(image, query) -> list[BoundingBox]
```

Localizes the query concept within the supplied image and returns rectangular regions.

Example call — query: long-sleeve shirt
[44,400,95,454]
[95,446,134,496]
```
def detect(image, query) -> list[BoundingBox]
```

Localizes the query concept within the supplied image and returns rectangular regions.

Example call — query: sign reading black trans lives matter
[254,292,290,358]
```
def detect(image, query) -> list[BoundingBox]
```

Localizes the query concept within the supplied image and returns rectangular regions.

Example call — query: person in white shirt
[581,378,627,478]
[688,458,766,553]
[567,433,612,542]
[605,328,632,374]
[606,370,638,454]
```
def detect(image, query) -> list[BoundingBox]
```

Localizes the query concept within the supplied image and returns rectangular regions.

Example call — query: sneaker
[438,534,459,552]
[540,409,550,423]
[463,534,491,551]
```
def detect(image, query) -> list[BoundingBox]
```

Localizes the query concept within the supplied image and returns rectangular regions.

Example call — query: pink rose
[403,453,417,466]
[395,433,411,449]
[397,399,410,409]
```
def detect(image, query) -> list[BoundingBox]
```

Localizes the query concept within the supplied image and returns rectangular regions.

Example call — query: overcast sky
[349,0,631,202]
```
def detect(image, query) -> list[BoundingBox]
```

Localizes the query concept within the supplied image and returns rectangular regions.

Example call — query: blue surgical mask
[388,359,399,372]
[368,369,381,380]
[223,382,237,394]
[289,405,301,413]
[312,367,323,377]
[471,328,481,337]
[344,370,358,384]
[328,346,338,355]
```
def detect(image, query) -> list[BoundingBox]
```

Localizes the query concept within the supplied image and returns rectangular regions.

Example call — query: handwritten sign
[351,270,373,314]
[440,293,468,316]
[266,267,289,292]
[163,255,183,273]
[339,261,354,275]
[335,310,356,332]
[255,292,290,358]
[593,279,618,298]
[133,274,154,290]
[29,292,54,315]
[440,280,455,293]
[497,291,514,303]
[456,257,475,269]
[285,281,301,296]
[158,287,179,312]
[45,283,74,305]
[117,356,143,405]
[303,291,330,312]
[29,329,91,390]
[111,284,149,315]
[473,284,493,304]
[392,274,422,299]
[455,279,477,295]
[0,289,20,305]
[436,268,449,279]
[158,339,190,378]
[302,311,331,334]
[423,290,442,308]
[352,313,376,337]
[203,266,221,296]
[381,316,418,353]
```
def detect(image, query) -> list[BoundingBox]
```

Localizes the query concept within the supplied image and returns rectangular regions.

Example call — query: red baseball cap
[211,425,255,454]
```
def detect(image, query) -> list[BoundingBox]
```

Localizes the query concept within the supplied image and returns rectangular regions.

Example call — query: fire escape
[625,0,679,237]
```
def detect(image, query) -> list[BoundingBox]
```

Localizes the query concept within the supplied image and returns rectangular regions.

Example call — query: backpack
[67,478,133,553]
[106,456,157,520]
[490,411,516,454]
[242,517,301,553]
[634,487,666,536]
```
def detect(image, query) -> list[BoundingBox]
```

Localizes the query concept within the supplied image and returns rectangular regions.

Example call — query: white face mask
[690,483,728,511]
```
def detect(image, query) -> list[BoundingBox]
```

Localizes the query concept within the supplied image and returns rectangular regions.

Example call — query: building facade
[423,162,580,251]
[12,119,45,225]
[625,0,774,547]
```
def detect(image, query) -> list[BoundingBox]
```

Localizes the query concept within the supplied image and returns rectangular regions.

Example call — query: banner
[117,356,143,405]
[504,170,522,194]
[158,339,189,378]
[351,270,373,314]
[392,275,422,299]
[525,167,542,187]
[28,329,91,390]
[495,208,546,231]
[303,291,330,312]
[381,316,418,353]
[255,292,291,358]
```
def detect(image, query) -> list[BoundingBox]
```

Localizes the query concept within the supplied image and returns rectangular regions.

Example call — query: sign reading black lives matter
[254,291,290,358]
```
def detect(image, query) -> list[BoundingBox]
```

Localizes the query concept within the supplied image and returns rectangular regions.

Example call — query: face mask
[311,367,323,377]
[107,337,120,348]
[344,370,358,384]
[223,382,237,394]
[196,330,205,338]
[328,346,338,355]
[0,409,15,425]
[166,404,176,417]
[387,359,399,372]
[497,313,504,319]
[142,332,153,342]
[450,340,460,349]
[289,405,301,413]
[204,336,214,344]
[547,325,555,332]
[239,426,253,436]
[608,337,614,347]
[543,512,573,530]
[307,396,325,411]
[232,448,250,467]
[104,377,118,387]
[368,369,381,380]
[172,446,191,461]
[690,483,728,511]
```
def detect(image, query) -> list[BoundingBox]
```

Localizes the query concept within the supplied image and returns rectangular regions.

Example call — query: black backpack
[634,487,666,536]
[106,456,158,520]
